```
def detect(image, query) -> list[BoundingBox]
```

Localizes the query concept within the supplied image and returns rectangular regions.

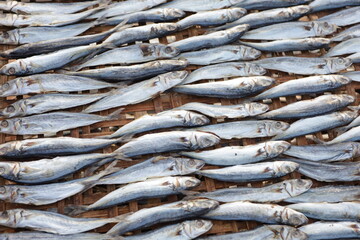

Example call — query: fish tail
[113,134,134,143]
[112,151,132,161]
[334,126,347,136]
[307,135,326,144]
[107,108,124,120]
[64,205,89,216]
[83,157,116,177]
[180,190,201,200]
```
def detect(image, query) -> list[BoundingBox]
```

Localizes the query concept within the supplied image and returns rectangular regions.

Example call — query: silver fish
[193,179,312,203]
[258,94,355,120]
[0,232,121,240]
[83,71,188,113]
[285,185,360,203]
[175,102,269,118]
[254,57,352,75]
[332,24,360,42]
[336,112,360,134]
[299,221,360,240]
[211,5,310,30]
[126,220,213,240]
[74,43,180,70]
[0,74,118,98]
[104,110,209,139]
[180,62,266,84]
[197,161,299,182]
[168,25,249,52]
[0,109,122,136]
[324,38,360,57]
[176,45,261,65]
[234,0,312,10]
[0,136,125,158]
[288,202,360,221]
[239,38,330,52]
[322,125,360,144]
[177,8,246,29]
[174,76,274,98]
[188,120,289,140]
[348,52,360,63]
[180,141,290,166]
[310,0,360,12]
[0,153,117,184]
[114,131,220,158]
[107,199,219,235]
[66,176,200,215]
[0,0,100,14]
[0,209,123,235]
[284,142,360,162]
[203,201,308,226]
[99,156,205,185]
[198,225,308,240]
[157,0,243,12]
[272,110,358,140]
[248,75,351,101]
[101,8,185,25]
[67,59,188,82]
[342,71,360,82]
[316,6,360,27]
[0,93,108,118]
[241,21,337,40]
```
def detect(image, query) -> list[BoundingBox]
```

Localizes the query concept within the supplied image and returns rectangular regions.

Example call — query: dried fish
[0,232,120,240]
[180,141,290,166]
[174,76,274,98]
[348,52,360,64]
[158,0,243,12]
[316,6,360,27]
[342,71,360,82]
[175,102,269,118]
[197,161,299,182]
[332,24,360,42]
[241,21,337,40]
[324,38,360,57]
[83,71,188,113]
[203,201,308,226]
[322,125,360,144]
[192,179,312,203]
[234,0,312,10]
[310,0,360,12]
[299,221,360,240]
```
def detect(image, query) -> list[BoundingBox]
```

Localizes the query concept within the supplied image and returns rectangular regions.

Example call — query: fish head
[183,199,219,212]
[156,44,180,58]
[313,21,338,36]
[0,209,23,228]
[330,94,355,106]
[183,111,210,126]
[226,8,247,22]
[0,30,18,45]
[304,37,330,48]
[255,76,276,88]
[0,60,28,76]
[281,207,308,226]
[0,161,19,180]
[352,142,360,158]
[275,161,299,175]
[246,63,267,76]
[0,119,17,135]
[291,5,311,15]
[175,158,205,174]
[326,57,352,73]
[0,100,26,118]
[164,8,186,19]
[245,102,269,116]
[190,131,220,149]
[241,46,262,60]
[337,110,359,123]
[153,23,179,35]
[0,141,16,156]
[177,176,201,189]
[0,185,17,202]
[268,225,308,240]
[0,79,20,97]
[266,141,291,158]
[267,121,290,135]
[181,220,213,239]
[284,179,313,197]
[225,24,250,38]
[162,70,188,87]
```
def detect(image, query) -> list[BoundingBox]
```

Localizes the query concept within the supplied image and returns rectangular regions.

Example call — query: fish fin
[88,160,122,182]
[263,167,271,173]
[303,25,312,31]
[348,105,360,111]
[317,64,326,69]
[107,108,124,120]
[112,212,133,222]
[64,205,89,216]
[114,134,134,143]
[112,151,133,161]
[84,157,115,177]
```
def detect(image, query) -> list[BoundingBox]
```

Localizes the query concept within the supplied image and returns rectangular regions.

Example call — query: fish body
[310,0,360,12]
[234,0,312,10]
[197,161,299,182]
[324,125,360,144]
[332,24,360,41]
[299,221,360,240]
[325,38,360,57]
[0,232,119,240]
[157,0,243,12]
[349,52,360,63]
[316,6,360,27]
[342,71,360,82]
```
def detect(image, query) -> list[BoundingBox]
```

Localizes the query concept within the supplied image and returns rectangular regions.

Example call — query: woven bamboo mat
[0,1,360,237]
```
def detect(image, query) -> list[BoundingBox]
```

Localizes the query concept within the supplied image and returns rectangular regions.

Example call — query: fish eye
[164,47,173,53]
[0,167,5,174]
[196,220,204,228]
[8,67,15,75]
[1,120,8,128]
[2,32,9,39]
[0,186,5,194]
[6,106,15,113]
[185,180,193,186]
[2,83,10,90]
[188,159,196,166]
[275,122,283,128]
[323,22,329,27]
[337,58,345,64]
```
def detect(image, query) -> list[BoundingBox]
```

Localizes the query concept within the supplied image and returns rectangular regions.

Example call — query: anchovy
[73,43,180,70]
[0,109,121,135]
[83,71,187,113]
[288,202,360,221]
[0,44,105,76]
[239,38,330,52]
[104,110,209,139]
[299,221,360,240]
[0,93,108,118]
[0,153,117,184]
[180,141,290,166]
[175,102,269,118]
[174,76,274,98]
[177,45,261,65]
[0,232,120,240]
[0,74,118,98]
[211,5,310,30]
[101,8,185,25]
[67,60,188,82]
[259,94,354,120]
[332,24,360,42]
[0,209,123,235]
[333,112,360,135]
[254,57,352,75]
[157,0,243,12]
[310,0,360,12]
[285,157,360,182]
[126,220,213,240]
[234,0,312,10]
[348,52,360,63]
[324,38,360,57]
[322,125,360,144]
[285,185,360,203]
[342,71,360,82]
[113,131,220,158]
[107,199,219,235]
[0,136,125,158]
[99,156,205,185]
[66,176,200,215]
[180,62,266,84]
[241,21,337,40]
[193,179,312,203]
[0,0,100,14]
[284,142,360,162]
[177,8,246,29]
[168,25,249,52]
[197,161,299,182]
[203,201,308,226]
[248,75,351,101]
[272,110,358,140]
[316,6,360,27]
[188,120,289,140]
[198,225,308,240]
